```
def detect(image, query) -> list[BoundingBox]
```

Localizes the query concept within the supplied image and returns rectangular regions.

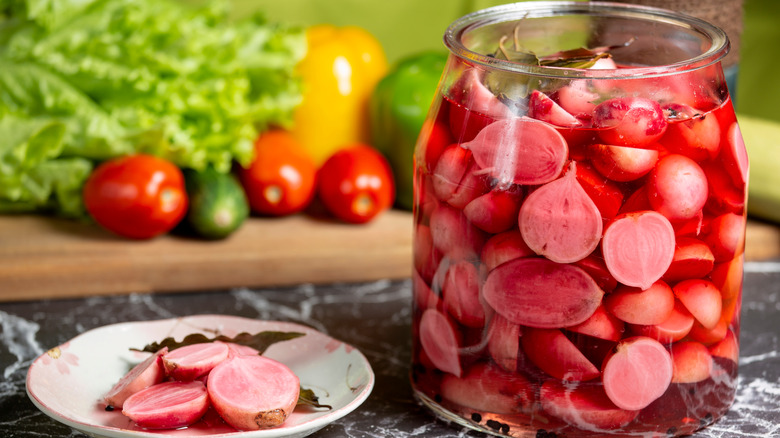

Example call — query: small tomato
[238,130,318,216]
[318,144,395,224]
[83,154,188,239]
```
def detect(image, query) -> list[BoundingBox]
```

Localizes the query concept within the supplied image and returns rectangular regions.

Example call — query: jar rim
[443,1,731,79]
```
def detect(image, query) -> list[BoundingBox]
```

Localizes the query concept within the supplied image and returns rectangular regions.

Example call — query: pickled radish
[464,188,522,233]
[413,269,441,311]
[574,254,618,292]
[413,224,440,284]
[661,103,721,161]
[483,258,603,328]
[433,145,490,209]
[722,122,749,187]
[705,213,746,262]
[521,328,600,381]
[663,237,715,283]
[518,163,603,263]
[429,203,486,260]
[207,355,300,430]
[670,342,713,383]
[480,230,534,271]
[419,308,462,376]
[602,337,673,411]
[487,314,522,372]
[709,330,739,364]
[442,261,485,328]
[540,381,639,431]
[575,162,625,221]
[604,281,675,326]
[590,143,659,182]
[631,300,695,343]
[619,185,651,215]
[711,254,744,300]
[122,380,209,429]
[440,362,534,415]
[103,348,167,408]
[602,211,676,290]
[647,154,708,221]
[162,342,230,381]
[462,117,568,186]
[673,279,723,330]
[567,304,624,342]
[557,80,599,118]
[528,89,581,127]
[593,97,668,148]
[702,161,745,215]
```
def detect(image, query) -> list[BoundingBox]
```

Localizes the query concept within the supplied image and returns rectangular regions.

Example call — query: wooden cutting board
[0,212,778,302]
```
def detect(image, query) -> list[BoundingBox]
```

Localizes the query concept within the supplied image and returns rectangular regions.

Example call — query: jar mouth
[444,1,730,79]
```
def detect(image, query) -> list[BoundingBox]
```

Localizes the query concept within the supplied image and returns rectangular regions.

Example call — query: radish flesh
[122,380,209,429]
[541,380,639,431]
[419,308,462,376]
[207,355,300,430]
[103,348,167,409]
[602,336,673,411]
[162,341,230,381]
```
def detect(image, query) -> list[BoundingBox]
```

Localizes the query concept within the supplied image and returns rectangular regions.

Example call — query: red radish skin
[413,224,440,285]
[480,230,534,272]
[602,211,676,290]
[590,143,659,182]
[463,188,523,234]
[567,304,624,342]
[487,314,522,372]
[429,203,487,261]
[593,97,668,148]
[207,355,300,430]
[462,117,568,186]
[575,162,625,221]
[705,213,747,262]
[663,237,715,283]
[420,120,454,172]
[540,380,639,431]
[442,261,485,328]
[618,185,651,215]
[518,163,603,264]
[413,268,442,311]
[661,103,722,161]
[528,89,582,127]
[631,300,695,344]
[711,254,744,301]
[104,348,167,409]
[162,341,230,381]
[574,254,618,292]
[419,308,462,376]
[483,258,604,328]
[709,330,739,364]
[688,317,730,345]
[722,122,749,187]
[432,145,491,209]
[670,341,713,383]
[521,328,600,381]
[648,154,708,221]
[673,279,723,330]
[602,336,673,411]
[557,80,599,118]
[440,362,535,415]
[446,70,512,142]
[122,380,209,429]
[604,281,675,326]
[702,162,745,215]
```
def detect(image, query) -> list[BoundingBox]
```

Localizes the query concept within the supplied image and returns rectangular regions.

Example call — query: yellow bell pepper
[291,25,388,165]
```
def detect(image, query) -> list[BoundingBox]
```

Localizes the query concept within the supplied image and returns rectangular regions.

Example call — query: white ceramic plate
[26,315,374,438]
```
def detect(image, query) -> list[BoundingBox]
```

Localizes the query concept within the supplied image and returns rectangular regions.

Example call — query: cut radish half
[419,308,462,376]
[604,281,675,326]
[602,336,673,411]
[440,362,535,415]
[541,380,639,431]
[103,348,167,409]
[162,341,230,381]
[521,328,600,381]
[122,380,209,429]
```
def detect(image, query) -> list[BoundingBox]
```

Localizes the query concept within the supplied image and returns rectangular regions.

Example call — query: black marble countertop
[1,260,779,437]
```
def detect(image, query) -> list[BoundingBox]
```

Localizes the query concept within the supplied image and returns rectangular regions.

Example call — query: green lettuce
[0,0,305,216]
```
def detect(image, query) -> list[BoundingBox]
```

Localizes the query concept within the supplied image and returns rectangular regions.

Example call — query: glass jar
[410,2,747,437]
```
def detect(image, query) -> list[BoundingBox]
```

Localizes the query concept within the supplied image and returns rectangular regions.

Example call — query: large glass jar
[410,2,747,437]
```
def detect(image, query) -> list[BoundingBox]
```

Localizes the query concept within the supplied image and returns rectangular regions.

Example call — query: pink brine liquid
[411,54,746,436]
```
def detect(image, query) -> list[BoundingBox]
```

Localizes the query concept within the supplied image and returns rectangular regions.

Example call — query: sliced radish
[557,80,599,118]
[420,120,454,172]
[702,162,745,215]
[440,362,535,415]
[602,211,676,290]
[521,328,600,381]
[540,380,639,431]
[593,97,668,148]
[462,117,568,186]
[604,280,675,326]
[704,212,746,262]
[518,162,603,264]
[670,341,713,383]
[567,304,624,342]
[602,336,673,411]
[618,185,651,215]
[413,268,442,311]
[574,254,618,293]
[103,348,167,409]
[528,89,581,127]
[480,230,534,272]
[162,342,230,381]
[483,258,603,328]
[413,223,440,285]
[688,317,729,345]
[575,162,625,221]
[721,121,749,187]
[442,261,485,328]
[647,154,708,221]
[661,103,721,161]
[446,69,511,142]
[208,355,300,430]
[122,380,209,429]
[463,188,523,234]
[631,300,695,344]
[708,329,739,364]
[710,254,744,301]
[590,143,659,182]
[487,314,522,372]
[663,237,715,283]
[419,308,462,376]
[429,203,486,261]
[432,145,490,209]
[673,279,723,330]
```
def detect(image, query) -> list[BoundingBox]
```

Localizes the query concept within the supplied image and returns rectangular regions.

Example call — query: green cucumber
[183,166,249,239]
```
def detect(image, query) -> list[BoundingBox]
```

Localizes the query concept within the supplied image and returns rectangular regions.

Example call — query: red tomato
[238,130,318,216]
[318,144,395,224]
[83,154,188,239]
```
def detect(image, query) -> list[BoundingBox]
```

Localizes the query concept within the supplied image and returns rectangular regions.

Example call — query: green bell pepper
[369,51,448,210]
